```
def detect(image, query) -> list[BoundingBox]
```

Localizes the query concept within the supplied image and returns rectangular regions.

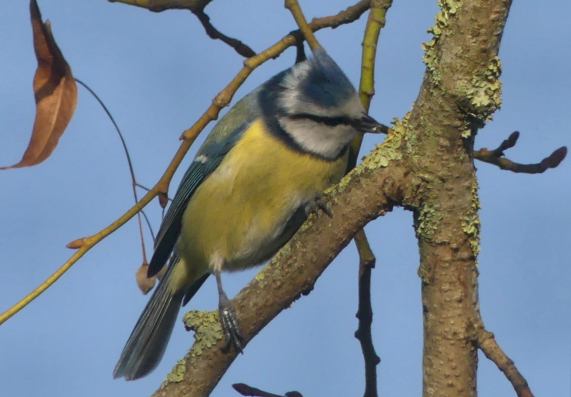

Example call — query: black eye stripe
[287,113,357,127]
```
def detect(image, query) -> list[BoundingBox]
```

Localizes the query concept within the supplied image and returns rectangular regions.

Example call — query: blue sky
[0,1,569,396]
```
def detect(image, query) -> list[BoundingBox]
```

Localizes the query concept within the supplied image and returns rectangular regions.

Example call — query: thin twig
[352,3,393,396]
[354,231,381,397]
[108,0,212,13]
[233,383,303,397]
[293,33,307,64]
[140,208,156,242]
[473,131,567,174]
[192,9,256,57]
[477,327,534,397]
[488,130,520,157]
[110,0,256,58]
[351,0,393,171]
[0,0,371,327]
[74,78,150,261]
[284,0,321,50]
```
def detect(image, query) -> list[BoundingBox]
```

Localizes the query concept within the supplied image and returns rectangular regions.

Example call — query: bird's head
[261,47,384,160]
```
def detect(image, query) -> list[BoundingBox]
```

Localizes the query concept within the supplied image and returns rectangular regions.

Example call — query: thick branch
[403,1,520,397]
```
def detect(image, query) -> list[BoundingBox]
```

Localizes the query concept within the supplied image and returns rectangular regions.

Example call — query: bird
[113,47,385,380]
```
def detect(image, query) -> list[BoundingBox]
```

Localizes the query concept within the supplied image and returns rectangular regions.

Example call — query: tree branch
[354,231,381,397]
[284,0,321,50]
[476,327,534,397]
[108,0,212,13]
[110,0,256,57]
[473,131,567,174]
[191,9,256,57]
[402,0,526,396]
[0,0,371,326]
[352,2,393,396]
[233,383,303,397]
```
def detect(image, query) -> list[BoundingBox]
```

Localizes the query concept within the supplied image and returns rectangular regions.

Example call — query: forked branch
[233,383,303,397]
[474,131,567,174]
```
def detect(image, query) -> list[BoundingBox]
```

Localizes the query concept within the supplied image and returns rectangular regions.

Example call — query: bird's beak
[355,113,387,134]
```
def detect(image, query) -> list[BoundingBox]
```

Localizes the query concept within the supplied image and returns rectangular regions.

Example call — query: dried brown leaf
[1,0,77,170]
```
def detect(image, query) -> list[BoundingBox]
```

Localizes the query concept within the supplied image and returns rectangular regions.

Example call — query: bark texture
[408,1,512,395]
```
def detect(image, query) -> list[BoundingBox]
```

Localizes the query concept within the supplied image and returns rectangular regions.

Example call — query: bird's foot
[305,193,333,218]
[218,296,244,353]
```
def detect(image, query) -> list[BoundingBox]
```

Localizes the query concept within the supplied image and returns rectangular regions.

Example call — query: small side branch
[110,0,256,57]
[233,383,303,397]
[474,131,567,174]
[191,9,256,58]
[354,230,381,397]
[108,0,212,13]
[477,328,534,397]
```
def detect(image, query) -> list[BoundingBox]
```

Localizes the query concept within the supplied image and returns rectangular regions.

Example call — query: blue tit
[113,47,384,380]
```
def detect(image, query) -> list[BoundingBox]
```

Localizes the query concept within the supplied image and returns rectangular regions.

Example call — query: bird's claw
[219,302,244,354]
[305,194,332,218]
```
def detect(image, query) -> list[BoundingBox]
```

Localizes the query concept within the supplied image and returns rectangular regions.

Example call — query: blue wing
[147,90,262,277]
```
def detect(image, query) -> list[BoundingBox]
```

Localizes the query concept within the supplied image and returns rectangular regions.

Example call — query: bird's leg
[304,193,333,218]
[214,270,244,353]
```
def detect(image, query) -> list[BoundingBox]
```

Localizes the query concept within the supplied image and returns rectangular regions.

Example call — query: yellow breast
[177,118,348,275]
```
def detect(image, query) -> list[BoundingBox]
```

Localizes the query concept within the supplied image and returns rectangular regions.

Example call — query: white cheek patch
[278,117,357,159]
[279,87,364,119]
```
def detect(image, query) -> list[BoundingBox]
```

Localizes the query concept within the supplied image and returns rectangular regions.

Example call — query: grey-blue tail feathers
[113,263,183,380]
[113,264,208,380]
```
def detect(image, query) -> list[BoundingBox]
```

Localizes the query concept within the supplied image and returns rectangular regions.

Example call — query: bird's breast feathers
[178,118,348,271]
